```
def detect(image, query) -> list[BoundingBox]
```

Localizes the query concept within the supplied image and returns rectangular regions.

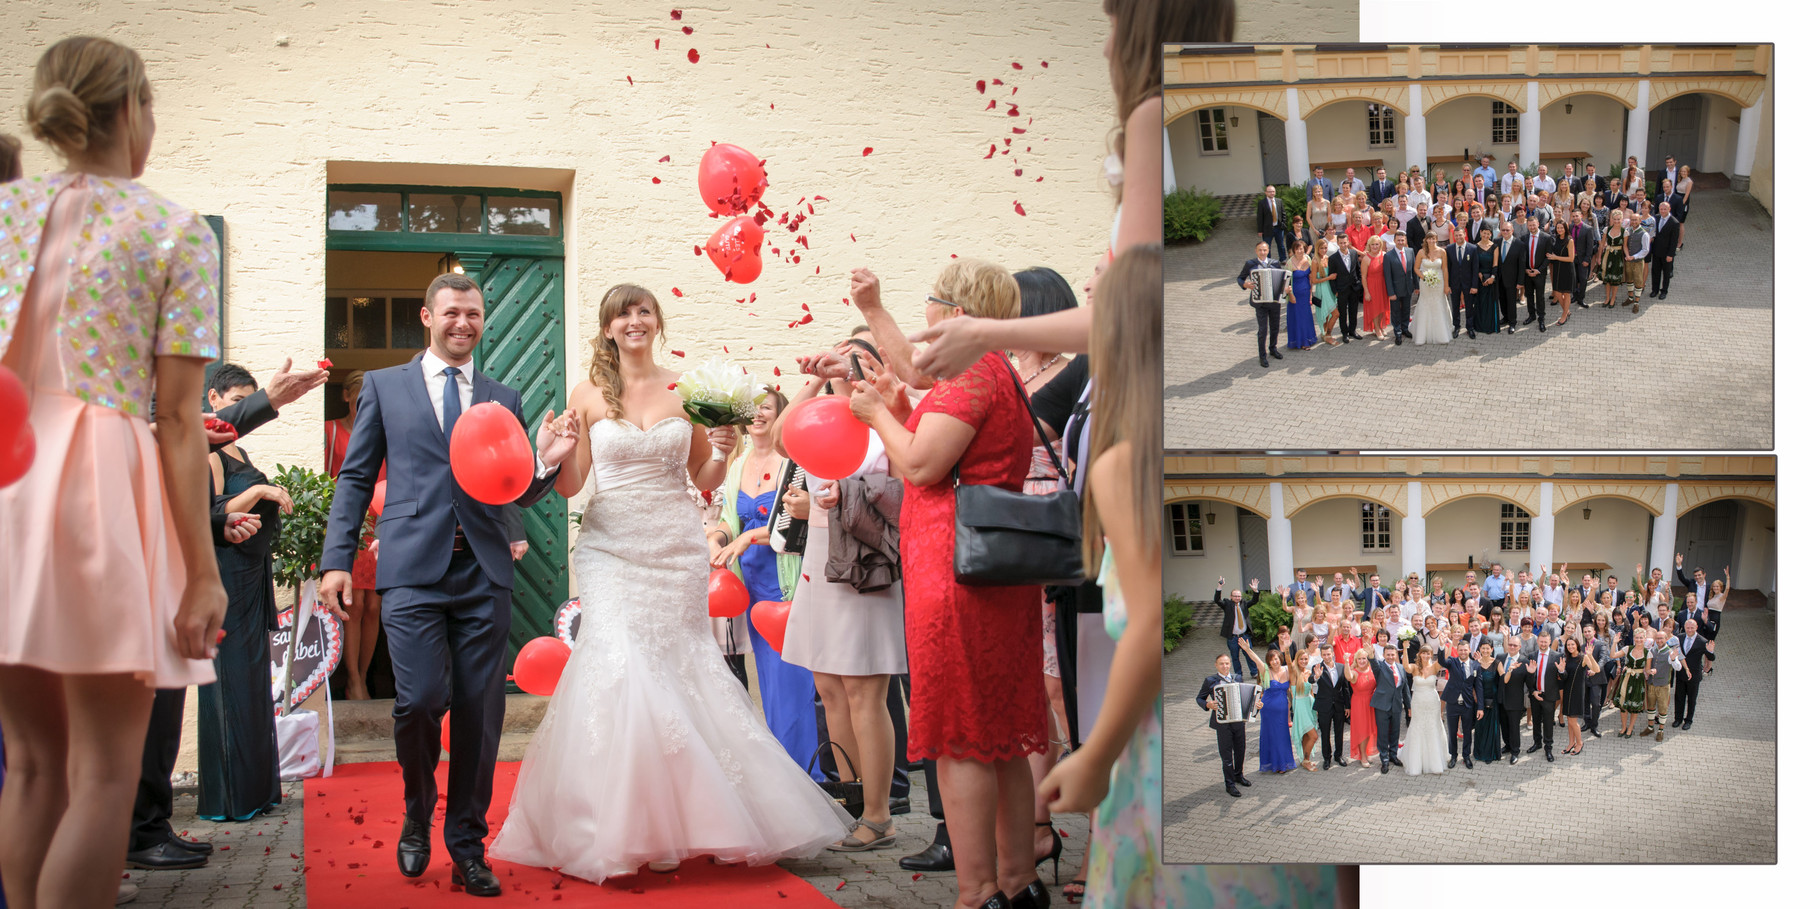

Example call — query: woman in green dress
[1598,214,1628,310]
[1311,228,1340,344]
[1290,651,1319,771]
[1614,635,1652,737]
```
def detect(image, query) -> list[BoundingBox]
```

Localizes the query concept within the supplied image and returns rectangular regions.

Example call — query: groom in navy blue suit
[320,271,576,897]
[1367,632,1405,773]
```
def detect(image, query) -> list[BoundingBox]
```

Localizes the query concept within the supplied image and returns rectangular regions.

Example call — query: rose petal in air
[976,80,986,93]
[985,99,997,110]
[658,155,671,163]
[627,75,634,85]
[682,25,694,34]
[1011,61,1023,70]
[1015,168,1023,176]
[688,48,700,63]
[670,9,682,19]
[652,177,661,184]
[862,147,874,156]
[671,350,686,357]
[1041,60,1048,67]
[1007,105,1019,117]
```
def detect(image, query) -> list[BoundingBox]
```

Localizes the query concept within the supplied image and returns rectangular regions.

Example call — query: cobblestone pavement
[1161,609,1776,864]
[1164,190,1772,450]
[129,772,1088,907]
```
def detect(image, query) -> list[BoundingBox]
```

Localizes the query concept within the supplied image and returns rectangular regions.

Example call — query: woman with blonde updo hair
[846,257,1051,908]
[490,282,853,880]
[1,36,227,907]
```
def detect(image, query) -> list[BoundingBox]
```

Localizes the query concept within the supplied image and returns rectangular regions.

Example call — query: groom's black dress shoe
[1545,750,1555,763]
[1447,757,1457,769]
[1380,761,1389,774]
[1465,757,1473,769]
[125,840,207,870]
[168,833,214,855]
[1227,783,1243,797]
[1269,349,1283,360]
[398,817,432,878]
[1388,756,1402,767]
[451,857,502,897]
[1235,776,1252,787]
[1526,743,1541,754]
[1508,753,1517,764]
[1259,356,1269,368]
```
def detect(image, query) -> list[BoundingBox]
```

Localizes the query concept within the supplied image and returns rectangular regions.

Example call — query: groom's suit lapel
[402,352,445,444]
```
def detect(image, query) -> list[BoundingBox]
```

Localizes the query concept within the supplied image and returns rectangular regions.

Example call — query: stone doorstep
[333,730,540,765]
[328,692,549,765]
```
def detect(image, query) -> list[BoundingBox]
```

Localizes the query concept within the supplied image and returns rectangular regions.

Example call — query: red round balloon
[0,423,33,490]
[368,479,388,518]
[779,395,869,479]
[708,568,750,617]
[705,216,765,284]
[449,402,534,505]
[0,364,26,440]
[751,599,791,652]
[513,636,571,696]
[697,144,768,215]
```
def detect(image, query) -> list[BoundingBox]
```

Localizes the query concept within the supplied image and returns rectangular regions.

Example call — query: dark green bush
[1163,593,1195,654]
[1247,592,1291,642]
[1163,188,1223,244]
[1275,184,1307,224]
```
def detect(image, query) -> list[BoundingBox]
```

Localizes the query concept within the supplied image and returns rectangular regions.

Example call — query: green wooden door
[471,255,569,652]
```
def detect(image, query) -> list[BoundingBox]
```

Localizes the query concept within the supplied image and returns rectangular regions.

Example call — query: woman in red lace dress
[849,258,1044,909]
[1362,235,1391,339]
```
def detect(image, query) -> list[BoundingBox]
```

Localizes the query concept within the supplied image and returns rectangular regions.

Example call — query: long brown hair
[1083,244,1160,574]
[0,133,21,182]
[589,284,665,420]
[1102,0,1234,199]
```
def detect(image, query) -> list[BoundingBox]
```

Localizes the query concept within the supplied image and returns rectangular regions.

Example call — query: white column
[1267,482,1295,589]
[1530,481,1556,576]
[1732,99,1762,191]
[1401,481,1426,580]
[1650,483,1679,580]
[1162,117,1177,194]
[1627,79,1652,167]
[1404,84,1427,178]
[1519,80,1541,168]
[1285,87,1310,186]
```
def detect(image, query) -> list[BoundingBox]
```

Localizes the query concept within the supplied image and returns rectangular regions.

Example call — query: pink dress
[0,173,222,688]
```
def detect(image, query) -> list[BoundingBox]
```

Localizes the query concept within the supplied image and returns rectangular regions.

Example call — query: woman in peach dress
[0,37,226,908]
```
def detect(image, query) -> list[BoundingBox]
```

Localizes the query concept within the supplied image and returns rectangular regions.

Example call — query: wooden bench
[1310,159,1384,176]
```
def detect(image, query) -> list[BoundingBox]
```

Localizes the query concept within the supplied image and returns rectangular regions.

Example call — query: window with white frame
[1170,502,1206,555]
[1499,503,1531,551]
[1366,104,1396,148]
[1196,108,1229,155]
[1360,503,1392,551]
[1491,101,1520,145]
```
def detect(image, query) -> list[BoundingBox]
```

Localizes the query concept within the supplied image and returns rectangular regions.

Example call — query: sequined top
[0,172,221,417]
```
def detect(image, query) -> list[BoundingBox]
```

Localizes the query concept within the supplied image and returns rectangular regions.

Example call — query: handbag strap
[950,352,1072,490]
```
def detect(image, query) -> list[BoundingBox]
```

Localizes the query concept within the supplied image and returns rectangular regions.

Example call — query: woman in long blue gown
[1473,228,1501,334]
[1285,239,1318,350]
[1471,640,1503,763]
[1240,639,1296,773]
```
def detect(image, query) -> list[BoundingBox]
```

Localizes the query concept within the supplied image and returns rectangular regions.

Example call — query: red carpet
[304,762,840,907]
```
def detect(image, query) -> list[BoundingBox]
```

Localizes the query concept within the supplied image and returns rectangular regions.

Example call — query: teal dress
[1310,265,1338,330]
[1084,547,1337,908]
[1289,681,1317,759]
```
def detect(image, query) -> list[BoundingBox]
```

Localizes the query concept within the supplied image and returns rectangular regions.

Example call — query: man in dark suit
[1516,217,1548,329]
[1525,632,1561,761]
[128,359,330,871]
[1576,162,1604,197]
[1311,643,1350,769]
[319,272,577,896]
[1214,576,1260,679]
[1327,233,1364,343]
[1367,167,1393,208]
[1255,184,1288,261]
[1195,654,1253,797]
[1354,572,1391,617]
[1498,636,1530,762]
[1447,232,1476,339]
[1649,201,1681,299]
[1407,203,1430,251]
[1674,592,1715,639]
[1238,241,1283,368]
[1569,209,1598,308]
[1582,624,1611,737]
[1437,648,1478,769]
[1672,619,1714,730]
[1382,230,1417,345]
[1495,220,1524,333]
[1367,635,1405,773]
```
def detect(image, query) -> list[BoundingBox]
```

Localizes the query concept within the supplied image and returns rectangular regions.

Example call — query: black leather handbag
[952,355,1086,588]
[813,740,865,819]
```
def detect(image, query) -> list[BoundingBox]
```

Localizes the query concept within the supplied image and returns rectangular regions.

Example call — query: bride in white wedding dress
[489,285,850,882]
[1401,648,1449,776]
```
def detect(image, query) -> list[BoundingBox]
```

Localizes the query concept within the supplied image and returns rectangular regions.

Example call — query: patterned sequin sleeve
[154,209,221,360]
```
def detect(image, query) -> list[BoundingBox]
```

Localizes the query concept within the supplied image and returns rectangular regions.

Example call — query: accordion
[1212,682,1260,724]
[766,458,809,555]
[1248,267,1288,307]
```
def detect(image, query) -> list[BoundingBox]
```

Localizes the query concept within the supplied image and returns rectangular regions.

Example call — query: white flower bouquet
[1420,267,1442,287]
[674,357,765,427]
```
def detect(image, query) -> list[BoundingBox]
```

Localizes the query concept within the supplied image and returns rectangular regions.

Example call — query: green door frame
[326,182,570,666]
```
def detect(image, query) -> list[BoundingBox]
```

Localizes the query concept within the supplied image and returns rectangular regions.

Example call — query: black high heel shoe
[982,892,1015,908]
[1034,821,1064,884]
[1011,878,1052,909]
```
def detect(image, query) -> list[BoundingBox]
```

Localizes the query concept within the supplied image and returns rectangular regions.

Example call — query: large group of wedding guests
[1238,153,1692,367]
[1196,557,1724,794]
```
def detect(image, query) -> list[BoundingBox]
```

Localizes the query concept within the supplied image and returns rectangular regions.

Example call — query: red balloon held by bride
[697,144,768,215]
[706,216,765,284]
[778,395,868,479]
[448,402,534,505]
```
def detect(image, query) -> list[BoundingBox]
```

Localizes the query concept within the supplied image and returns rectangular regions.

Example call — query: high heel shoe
[1034,821,1064,884]
[1010,878,1051,909]
[981,892,1015,908]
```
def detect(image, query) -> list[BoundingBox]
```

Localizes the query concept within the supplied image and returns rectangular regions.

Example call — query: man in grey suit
[1304,166,1334,208]
[318,272,577,896]
[1367,631,1406,773]
[1382,231,1418,345]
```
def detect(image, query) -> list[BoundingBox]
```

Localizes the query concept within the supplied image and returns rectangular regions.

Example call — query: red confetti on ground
[670,9,682,19]
[682,26,694,34]
[1011,61,1023,70]
[265,846,272,854]
[975,80,986,93]
[291,853,300,859]
[652,177,661,184]
[671,287,684,297]
[688,48,700,63]
[274,885,283,891]
[836,881,847,890]
[912,873,924,881]
[220,846,230,851]
[671,350,686,357]
[1014,201,1027,216]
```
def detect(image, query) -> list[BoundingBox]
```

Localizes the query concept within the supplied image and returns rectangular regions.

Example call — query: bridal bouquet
[1420,267,1442,287]
[675,357,766,427]
[1397,626,1419,644]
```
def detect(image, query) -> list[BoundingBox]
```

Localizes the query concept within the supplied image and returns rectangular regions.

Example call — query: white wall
[1551,498,1651,584]
[1538,95,1627,177]
[1731,501,1776,592]
[1697,94,1743,175]
[1167,110,1263,196]
[1426,97,1512,171]
[1163,500,1243,603]
[1423,497,1523,579]
[1288,497,1398,579]
[1303,101,1400,176]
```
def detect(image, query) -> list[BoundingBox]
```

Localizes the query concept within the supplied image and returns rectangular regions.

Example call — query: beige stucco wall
[1750,64,1773,213]
[1163,500,1243,603]
[1,0,1119,481]
[1236,0,1358,43]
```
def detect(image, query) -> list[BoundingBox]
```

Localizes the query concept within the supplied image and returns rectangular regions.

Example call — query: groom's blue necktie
[441,366,463,438]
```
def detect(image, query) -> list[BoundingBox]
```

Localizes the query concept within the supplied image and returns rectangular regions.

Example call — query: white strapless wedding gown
[1411,258,1451,345]
[489,418,850,882]
[1402,674,1448,776]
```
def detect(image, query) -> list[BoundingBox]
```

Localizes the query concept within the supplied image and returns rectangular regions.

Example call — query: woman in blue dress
[711,392,822,779]
[1284,239,1318,350]
[1472,225,1501,334]
[1471,639,1503,763]
[1237,638,1295,773]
